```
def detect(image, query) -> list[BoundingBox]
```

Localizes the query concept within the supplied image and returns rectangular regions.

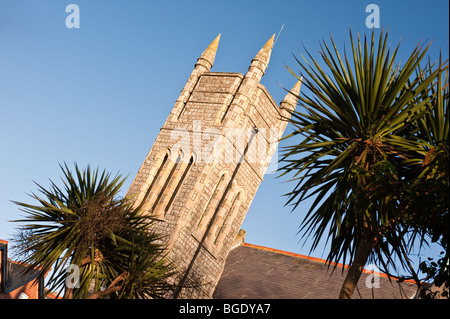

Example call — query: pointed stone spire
[281,79,302,109]
[253,34,275,65]
[248,34,275,75]
[195,33,221,71]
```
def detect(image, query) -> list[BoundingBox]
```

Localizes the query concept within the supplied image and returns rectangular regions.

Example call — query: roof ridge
[242,242,339,266]
[241,243,415,283]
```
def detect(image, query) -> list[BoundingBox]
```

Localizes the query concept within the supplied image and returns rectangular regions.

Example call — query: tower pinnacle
[195,33,221,71]
[248,34,275,75]
[281,79,302,109]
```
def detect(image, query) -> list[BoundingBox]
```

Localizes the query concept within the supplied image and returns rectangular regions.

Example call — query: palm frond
[280,28,446,270]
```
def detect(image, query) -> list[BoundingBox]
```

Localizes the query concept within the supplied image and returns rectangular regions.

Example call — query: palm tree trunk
[339,229,376,299]
[87,271,127,299]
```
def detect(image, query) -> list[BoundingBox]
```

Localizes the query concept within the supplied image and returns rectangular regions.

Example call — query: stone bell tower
[126,34,301,298]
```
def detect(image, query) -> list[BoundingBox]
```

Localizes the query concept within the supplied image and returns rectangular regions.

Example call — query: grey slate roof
[213,243,418,299]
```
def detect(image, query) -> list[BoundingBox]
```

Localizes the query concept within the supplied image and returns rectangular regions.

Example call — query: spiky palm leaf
[12,163,172,299]
[279,28,445,282]
[398,57,449,291]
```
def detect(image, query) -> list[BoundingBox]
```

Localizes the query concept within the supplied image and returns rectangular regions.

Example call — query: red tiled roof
[1,239,45,299]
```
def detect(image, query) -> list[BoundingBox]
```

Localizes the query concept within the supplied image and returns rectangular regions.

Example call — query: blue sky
[0,0,448,277]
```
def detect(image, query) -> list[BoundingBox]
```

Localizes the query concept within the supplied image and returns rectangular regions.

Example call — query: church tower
[126,34,301,298]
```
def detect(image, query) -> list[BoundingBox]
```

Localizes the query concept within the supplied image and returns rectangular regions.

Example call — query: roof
[4,259,41,293]
[1,240,43,298]
[213,243,418,299]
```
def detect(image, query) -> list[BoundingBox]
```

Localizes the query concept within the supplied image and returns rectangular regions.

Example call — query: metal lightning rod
[274,24,285,44]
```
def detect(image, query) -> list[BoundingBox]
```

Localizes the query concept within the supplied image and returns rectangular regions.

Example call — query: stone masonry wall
[126,34,296,298]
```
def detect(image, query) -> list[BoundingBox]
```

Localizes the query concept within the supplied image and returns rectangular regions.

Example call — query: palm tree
[279,29,445,298]
[12,163,173,299]
[399,57,449,297]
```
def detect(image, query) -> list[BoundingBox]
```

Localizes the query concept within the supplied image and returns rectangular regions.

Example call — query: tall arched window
[214,191,242,245]
[197,173,226,229]
[136,152,169,208]
[164,156,194,215]
[150,155,181,213]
